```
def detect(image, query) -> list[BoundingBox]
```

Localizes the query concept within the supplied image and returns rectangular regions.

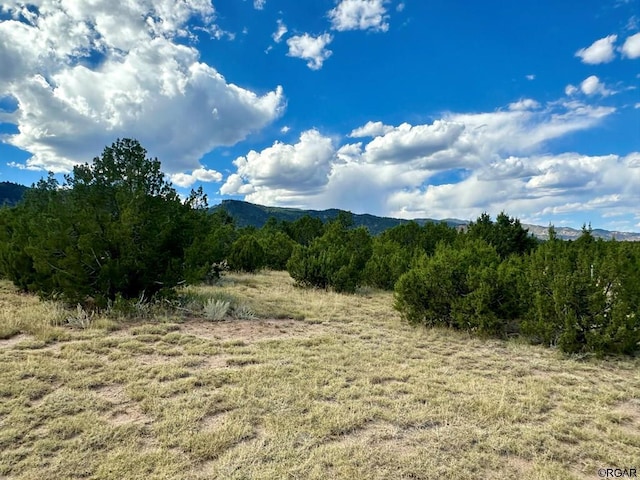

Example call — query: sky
[1,0,639,231]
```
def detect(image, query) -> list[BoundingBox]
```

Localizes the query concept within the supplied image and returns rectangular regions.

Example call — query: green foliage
[287,219,372,293]
[363,221,459,290]
[394,240,507,336]
[258,230,296,270]
[467,212,537,258]
[183,209,236,284]
[522,234,640,355]
[228,235,265,273]
[0,139,202,307]
[362,237,413,290]
[283,215,325,246]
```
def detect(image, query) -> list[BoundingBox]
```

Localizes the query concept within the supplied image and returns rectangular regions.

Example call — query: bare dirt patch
[612,399,640,435]
[181,318,325,343]
[96,384,152,426]
[0,333,29,349]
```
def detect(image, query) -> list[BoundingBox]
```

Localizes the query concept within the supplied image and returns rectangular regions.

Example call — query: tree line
[0,139,638,355]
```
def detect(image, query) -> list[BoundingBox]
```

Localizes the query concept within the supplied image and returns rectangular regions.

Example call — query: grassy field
[0,271,639,479]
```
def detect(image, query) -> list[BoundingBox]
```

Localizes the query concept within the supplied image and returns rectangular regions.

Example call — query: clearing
[0,271,638,479]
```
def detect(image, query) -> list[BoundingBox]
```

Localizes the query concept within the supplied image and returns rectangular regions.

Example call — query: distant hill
[0,182,28,206]
[214,199,640,241]
[212,199,447,235]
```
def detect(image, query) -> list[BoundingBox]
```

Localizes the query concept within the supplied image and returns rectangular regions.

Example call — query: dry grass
[0,271,639,479]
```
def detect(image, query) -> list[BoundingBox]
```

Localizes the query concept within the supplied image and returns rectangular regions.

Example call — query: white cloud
[508,98,540,111]
[349,121,395,137]
[396,3,406,12]
[526,74,536,81]
[565,84,579,96]
[621,32,640,58]
[272,19,287,43]
[170,167,223,188]
[328,0,390,32]
[0,1,285,173]
[220,173,255,195]
[575,34,618,64]
[362,121,466,165]
[222,98,624,225]
[286,33,333,70]
[220,129,335,200]
[280,125,291,133]
[580,75,613,96]
[253,0,266,10]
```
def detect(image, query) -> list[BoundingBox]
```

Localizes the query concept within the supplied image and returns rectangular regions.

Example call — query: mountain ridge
[214,199,640,241]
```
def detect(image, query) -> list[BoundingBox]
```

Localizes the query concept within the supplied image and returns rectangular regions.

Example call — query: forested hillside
[212,199,445,236]
[0,181,28,206]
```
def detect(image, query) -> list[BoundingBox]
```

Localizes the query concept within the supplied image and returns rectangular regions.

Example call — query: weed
[66,304,94,329]
[204,299,230,321]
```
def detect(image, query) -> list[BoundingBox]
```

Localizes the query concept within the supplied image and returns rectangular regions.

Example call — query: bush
[228,235,265,273]
[362,238,412,290]
[522,237,640,355]
[0,139,204,307]
[394,240,507,336]
[259,231,295,270]
[287,219,372,293]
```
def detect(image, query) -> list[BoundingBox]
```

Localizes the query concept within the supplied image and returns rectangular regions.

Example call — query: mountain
[212,199,447,235]
[522,223,640,242]
[214,199,640,241]
[0,182,28,206]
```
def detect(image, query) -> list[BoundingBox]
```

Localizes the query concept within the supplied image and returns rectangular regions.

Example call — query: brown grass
[0,271,639,479]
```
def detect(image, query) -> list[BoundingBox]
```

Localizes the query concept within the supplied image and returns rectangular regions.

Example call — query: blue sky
[1,0,639,230]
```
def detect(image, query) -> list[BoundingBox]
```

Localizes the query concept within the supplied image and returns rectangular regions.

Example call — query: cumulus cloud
[328,0,390,32]
[220,129,335,200]
[565,84,579,96]
[0,0,285,173]
[286,33,333,70]
[508,98,541,111]
[349,121,395,137]
[580,75,613,96]
[170,167,223,188]
[222,98,627,225]
[362,121,466,165]
[253,0,266,10]
[575,34,618,64]
[621,32,640,58]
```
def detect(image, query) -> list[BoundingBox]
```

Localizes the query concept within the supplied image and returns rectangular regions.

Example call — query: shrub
[362,238,412,290]
[287,220,372,293]
[228,235,265,273]
[0,139,205,307]
[203,299,230,321]
[259,231,295,270]
[394,240,507,336]
[522,237,640,355]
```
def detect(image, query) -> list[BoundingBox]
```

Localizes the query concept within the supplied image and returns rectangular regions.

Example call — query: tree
[258,230,295,270]
[394,239,506,335]
[522,237,640,355]
[228,235,265,273]
[467,212,537,258]
[287,218,372,293]
[0,139,201,306]
[183,209,237,284]
[283,215,324,246]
